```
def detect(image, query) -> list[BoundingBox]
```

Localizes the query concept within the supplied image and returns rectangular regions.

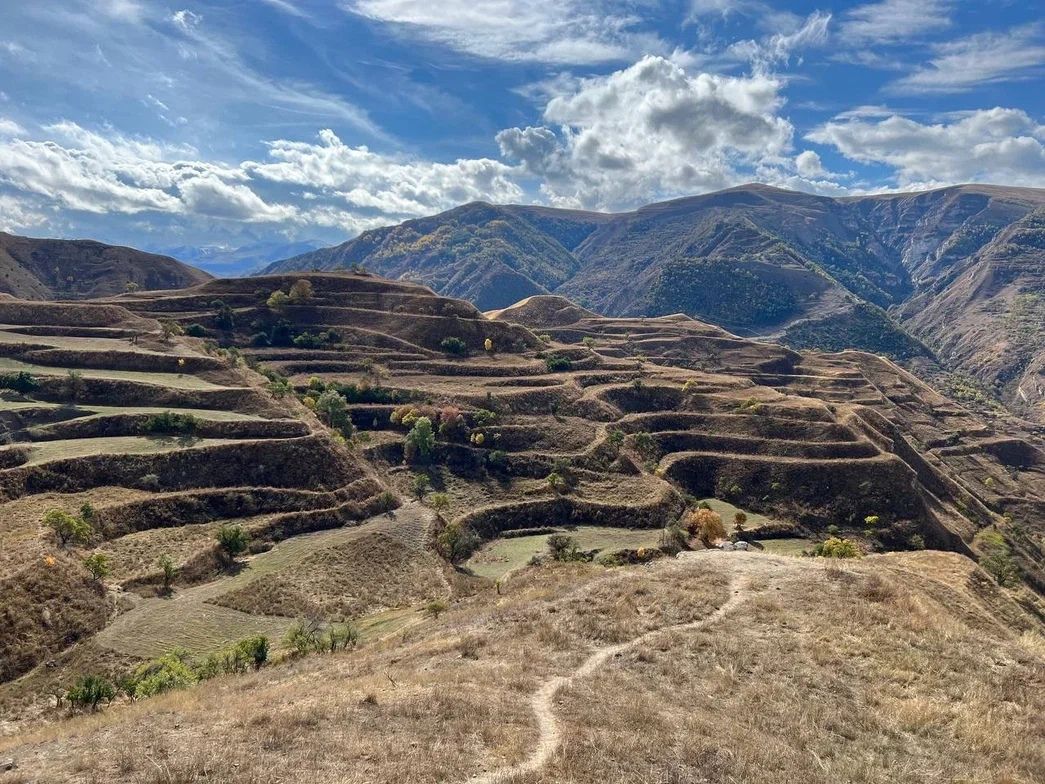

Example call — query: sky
[0,0,1043,258]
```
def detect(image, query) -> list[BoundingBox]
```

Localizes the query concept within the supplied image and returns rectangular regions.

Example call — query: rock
[719,541,735,551]
[735,541,751,551]
[1,758,16,771]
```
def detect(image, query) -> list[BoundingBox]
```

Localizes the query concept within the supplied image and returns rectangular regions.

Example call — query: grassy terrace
[0,357,231,390]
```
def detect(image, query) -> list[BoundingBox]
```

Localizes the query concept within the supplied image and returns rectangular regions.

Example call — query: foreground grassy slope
[1,551,1040,784]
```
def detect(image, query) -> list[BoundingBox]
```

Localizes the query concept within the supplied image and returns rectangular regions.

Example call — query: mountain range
[262,184,1045,424]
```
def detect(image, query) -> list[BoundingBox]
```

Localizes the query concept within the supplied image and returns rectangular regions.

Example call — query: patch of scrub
[466,525,664,581]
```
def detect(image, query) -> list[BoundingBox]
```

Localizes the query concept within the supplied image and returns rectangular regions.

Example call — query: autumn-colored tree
[684,507,725,547]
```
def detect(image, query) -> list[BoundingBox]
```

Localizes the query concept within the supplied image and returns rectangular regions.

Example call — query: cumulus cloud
[794,150,827,178]
[497,55,794,208]
[808,107,1045,188]
[0,118,27,137]
[344,0,667,64]
[890,25,1045,94]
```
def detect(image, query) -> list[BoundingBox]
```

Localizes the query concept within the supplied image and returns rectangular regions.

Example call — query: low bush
[440,336,467,355]
[436,521,480,563]
[216,524,249,564]
[545,354,572,372]
[184,323,208,338]
[0,371,38,393]
[67,675,116,711]
[133,649,197,698]
[142,411,198,435]
[973,529,1019,586]
[813,537,861,558]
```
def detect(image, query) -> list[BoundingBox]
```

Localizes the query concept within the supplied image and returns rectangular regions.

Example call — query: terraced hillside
[0,295,395,703]
[113,276,1043,597]
[0,272,1042,780]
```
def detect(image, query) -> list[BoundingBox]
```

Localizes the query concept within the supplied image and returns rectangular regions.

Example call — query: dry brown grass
[0,551,1038,784]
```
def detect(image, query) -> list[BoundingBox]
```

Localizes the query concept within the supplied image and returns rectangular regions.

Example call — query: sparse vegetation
[216,524,249,565]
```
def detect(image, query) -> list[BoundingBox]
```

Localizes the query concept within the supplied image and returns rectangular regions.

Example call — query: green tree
[405,416,436,462]
[547,534,582,562]
[158,554,176,594]
[44,508,92,547]
[67,675,116,711]
[436,521,480,563]
[813,537,861,558]
[216,524,249,564]
[266,290,291,311]
[315,389,352,435]
[428,492,450,518]
[83,553,110,581]
[159,320,184,343]
[412,472,431,500]
[235,634,270,669]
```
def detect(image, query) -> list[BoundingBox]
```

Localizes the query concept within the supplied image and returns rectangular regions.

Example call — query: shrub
[284,619,324,656]
[546,472,566,493]
[436,521,480,563]
[213,302,236,331]
[158,554,176,593]
[324,624,359,652]
[472,408,497,427]
[65,369,85,402]
[250,331,271,347]
[607,428,625,454]
[236,634,269,669]
[83,553,110,581]
[142,411,198,435]
[293,331,326,349]
[484,338,493,353]
[632,431,657,459]
[405,416,436,462]
[216,524,249,564]
[377,490,397,511]
[44,508,92,546]
[974,529,1019,586]
[660,523,689,555]
[266,290,290,311]
[159,320,183,343]
[437,406,468,441]
[545,354,572,372]
[139,473,161,490]
[412,473,431,500]
[314,389,353,435]
[0,371,38,393]
[133,650,197,698]
[289,279,314,302]
[486,450,508,470]
[428,492,450,517]
[547,534,584,562]
[582,336,596,349]
[67,675,116,711]
[684,508,725,547]
[424,599,449,618]
[440,336,467,355]
[813,537,861,558]
[733,512,747,538]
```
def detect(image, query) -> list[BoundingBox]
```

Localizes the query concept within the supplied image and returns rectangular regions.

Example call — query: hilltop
[0,272,1040,781]
[263,184,1045,423]
[0,232,211,300]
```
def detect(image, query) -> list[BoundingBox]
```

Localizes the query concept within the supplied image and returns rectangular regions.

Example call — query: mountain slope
[0,232,211,299]
[263,183,1045,420]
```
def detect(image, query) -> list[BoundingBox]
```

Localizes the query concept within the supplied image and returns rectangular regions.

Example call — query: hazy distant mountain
[162,240,325,276]
[263,183,1045,422]
[0,232,211,299]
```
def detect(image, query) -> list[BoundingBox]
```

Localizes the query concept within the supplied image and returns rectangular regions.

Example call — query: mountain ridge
[262,183,1045,422]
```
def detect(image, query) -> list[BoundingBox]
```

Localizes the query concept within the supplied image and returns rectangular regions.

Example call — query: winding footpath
[466,569,751,784]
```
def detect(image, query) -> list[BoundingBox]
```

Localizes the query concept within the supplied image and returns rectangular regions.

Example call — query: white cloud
[891,25,1045,94]
[840,0,951,45]
[728,11,831,70]
[808,107,1045,188]
[343,0,667,64]
[246,129,523,216]
[496,55,794,209]
[795,150,826,178]
[0,193,47,233]
[169,9,202,32]
[0,118,27,137]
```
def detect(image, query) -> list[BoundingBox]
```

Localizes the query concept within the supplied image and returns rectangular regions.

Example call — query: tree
[67,675,116,711]
[684,508,725,547]
[315,389,352,435]
[159,320,183,343]
[440,336,467,355]
[484,338,494,353]
[607,428,625,455]
[405,416,435,462]
[158,554,176,594]
[216,524,249,564]
[235,634,269,669]
[547,534,582,562]
[284,618,324,656]
[266,290,290,311]
[124,281,140,293]
[289,279,314,302]
[428,492,450,518]
[733,511,747,538]
[547,472,566,493]
[813,537,861,558]
[44,508,92,547]
[436,521,480,563]
[83,553,110,581]
[412,472,431,500]
[65,370,85,403]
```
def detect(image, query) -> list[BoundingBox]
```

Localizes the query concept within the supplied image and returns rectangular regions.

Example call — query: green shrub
[133,650,197,698]
[405,416,436,462]
[314,389,353,435]
[323,624,359,652]
[266,290,290,311]
[184,323,208,338]
[424,599,449,618]
[284,619,324,656]
[0,371,38,393]
[813,537,861,558]
[83,553,110,581]
[235,634,269,669]
[139,473,161,490]
[67,675,116,711]
[544,354,572,372]
[973,529,1019,586]
[547,534,583,562]
[216,524,249,564]
[142,411,198,435]
[472,408,497,427]
[659,523,689,555]
[486,450,508,470]
[411,473,431,500]
[158,554,176,593]
[44,508,92,546]
[440,336,467,355]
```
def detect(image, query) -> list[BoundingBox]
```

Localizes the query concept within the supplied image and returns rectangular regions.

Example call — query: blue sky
[0,0,1042,257]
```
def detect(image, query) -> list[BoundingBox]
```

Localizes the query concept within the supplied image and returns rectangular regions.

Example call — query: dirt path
[466,559,752,784]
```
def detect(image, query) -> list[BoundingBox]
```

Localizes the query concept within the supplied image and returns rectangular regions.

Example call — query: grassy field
[698,498,777,532]
[0,357,230,390]
[2,435,243,465]
[466,525,665,580]
[0,327,193,356]
[756,537,815,556]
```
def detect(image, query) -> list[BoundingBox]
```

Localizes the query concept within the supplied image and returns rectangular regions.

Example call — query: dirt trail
[466,556,753,784]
